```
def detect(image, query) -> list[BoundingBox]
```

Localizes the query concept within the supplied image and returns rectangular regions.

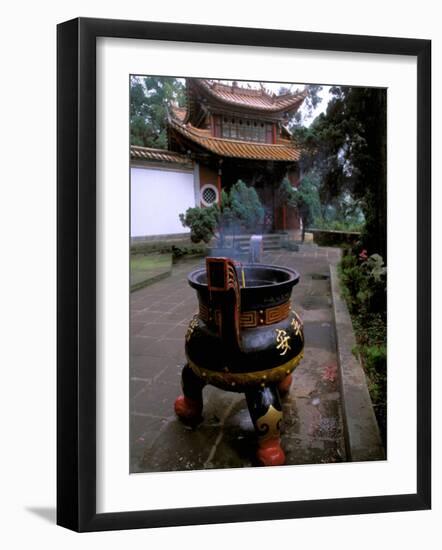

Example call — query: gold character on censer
[275,328,291,356]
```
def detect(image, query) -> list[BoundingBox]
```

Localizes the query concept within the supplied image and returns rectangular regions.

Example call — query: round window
[200,184,219,206]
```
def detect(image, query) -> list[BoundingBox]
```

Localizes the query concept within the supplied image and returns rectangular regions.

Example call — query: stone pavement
[130,245,345,472]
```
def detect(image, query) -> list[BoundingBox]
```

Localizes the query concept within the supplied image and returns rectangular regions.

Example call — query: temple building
[131,78,306,240]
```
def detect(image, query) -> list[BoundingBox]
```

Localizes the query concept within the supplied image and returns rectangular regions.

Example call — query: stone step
[235,242,282,252]
[232,234,287,243]
[215,233,291,254]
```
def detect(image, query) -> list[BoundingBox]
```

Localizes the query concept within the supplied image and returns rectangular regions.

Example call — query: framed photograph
[57,17,431,532]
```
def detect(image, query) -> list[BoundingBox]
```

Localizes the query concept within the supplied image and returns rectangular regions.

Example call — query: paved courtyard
[130,245,345,472]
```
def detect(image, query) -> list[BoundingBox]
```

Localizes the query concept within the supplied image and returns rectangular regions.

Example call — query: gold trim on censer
[198,300,291,328]
[256,405,283,442]
[186,349,304,389]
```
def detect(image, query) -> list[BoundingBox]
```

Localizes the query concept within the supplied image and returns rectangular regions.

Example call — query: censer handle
[206,257,242,353]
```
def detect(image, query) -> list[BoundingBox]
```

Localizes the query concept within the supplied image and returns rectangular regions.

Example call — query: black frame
[57,17,431,532]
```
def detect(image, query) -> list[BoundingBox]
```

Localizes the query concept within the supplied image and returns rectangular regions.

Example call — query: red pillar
[217,171,222,205]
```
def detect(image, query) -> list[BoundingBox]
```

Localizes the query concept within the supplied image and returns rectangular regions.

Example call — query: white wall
[130,166,195,237]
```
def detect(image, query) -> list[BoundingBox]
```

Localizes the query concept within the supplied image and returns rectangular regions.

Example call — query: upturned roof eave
[189,78,307,115]
[130,144,192,165]
[168,118,301,162]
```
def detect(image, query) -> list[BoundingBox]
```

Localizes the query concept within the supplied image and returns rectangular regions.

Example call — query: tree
[287,84,323,128]
[220,180,265,234]
[130,76,185,148]
[279,176,321,240]
[294,86,387,258]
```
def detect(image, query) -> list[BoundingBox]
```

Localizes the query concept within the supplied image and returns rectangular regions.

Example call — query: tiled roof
[130,145,192,165]
[169,120,301,162]
[193,79,307,113]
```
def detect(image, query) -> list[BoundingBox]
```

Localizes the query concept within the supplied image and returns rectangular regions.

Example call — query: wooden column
[217,162,222,205]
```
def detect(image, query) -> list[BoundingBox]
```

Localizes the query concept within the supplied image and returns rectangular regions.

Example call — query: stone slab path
[130,245,345,472]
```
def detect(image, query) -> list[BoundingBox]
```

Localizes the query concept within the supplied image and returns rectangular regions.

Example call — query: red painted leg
[257,437,286,467]
[246,385,286,467]
[278,374,293,396]
[174,395,202,422]
[174,364,205,423]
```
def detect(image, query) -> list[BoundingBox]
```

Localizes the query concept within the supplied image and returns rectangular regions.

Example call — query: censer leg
[278,374,293,396]
[245,385,285,467]
[174,363,205,423]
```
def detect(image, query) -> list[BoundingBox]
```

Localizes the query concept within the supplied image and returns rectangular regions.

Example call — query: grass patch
[130,253,172,292]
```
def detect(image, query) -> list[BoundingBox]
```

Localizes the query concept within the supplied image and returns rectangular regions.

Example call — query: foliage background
[292,86,387,258]
[130,76,185,148]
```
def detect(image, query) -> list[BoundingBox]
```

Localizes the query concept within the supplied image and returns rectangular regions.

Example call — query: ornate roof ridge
[190,78,307,113]
[205,79,273,98]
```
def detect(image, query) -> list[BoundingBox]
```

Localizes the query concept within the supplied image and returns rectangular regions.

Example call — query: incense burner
[174,257,304,466]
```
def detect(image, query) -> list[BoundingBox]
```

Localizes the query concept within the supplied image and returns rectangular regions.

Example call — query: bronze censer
[174,257,304,466]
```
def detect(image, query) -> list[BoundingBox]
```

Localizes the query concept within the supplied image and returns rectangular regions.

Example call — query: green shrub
[179,205,219,243]
[311,229,361,248]
[313,219,364,232]
[355,343,387,405]
[339,250,387,445]
[339,252,386,315]
[131,240,208,259]
[352,312,386,347]
[171,243,208,258]
[179,180,264,244]
[222,180,264,233]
